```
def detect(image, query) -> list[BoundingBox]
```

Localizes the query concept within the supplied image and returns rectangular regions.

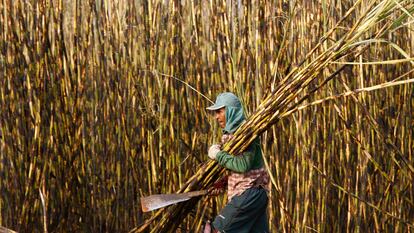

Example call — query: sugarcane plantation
[1,0,414,232]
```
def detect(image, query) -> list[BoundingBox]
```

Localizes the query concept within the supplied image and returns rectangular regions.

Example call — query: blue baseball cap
[206,92,242,110]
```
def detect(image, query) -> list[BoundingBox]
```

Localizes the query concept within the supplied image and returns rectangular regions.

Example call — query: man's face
[215,108,226,128]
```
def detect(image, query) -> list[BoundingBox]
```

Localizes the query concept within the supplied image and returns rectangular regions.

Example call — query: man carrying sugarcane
[204,92,270,233]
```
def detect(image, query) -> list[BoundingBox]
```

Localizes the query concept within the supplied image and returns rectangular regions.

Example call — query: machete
[140,190,209,212]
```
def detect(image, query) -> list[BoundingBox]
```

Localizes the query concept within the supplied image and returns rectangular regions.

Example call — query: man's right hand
[207,175,228,196]
[208,187,224,196]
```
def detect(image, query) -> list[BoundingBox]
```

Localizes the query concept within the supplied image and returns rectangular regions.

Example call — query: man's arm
[215,145,255,173]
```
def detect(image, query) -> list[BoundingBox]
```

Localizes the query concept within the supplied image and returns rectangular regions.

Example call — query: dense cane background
[1,0,413,232]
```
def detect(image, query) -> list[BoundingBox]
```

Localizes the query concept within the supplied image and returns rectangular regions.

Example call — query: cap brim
[206,104,225,111]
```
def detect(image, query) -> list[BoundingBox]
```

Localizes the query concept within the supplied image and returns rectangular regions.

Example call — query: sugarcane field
[1,0,414,232]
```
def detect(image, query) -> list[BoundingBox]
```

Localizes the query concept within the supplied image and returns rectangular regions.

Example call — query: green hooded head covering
[206,92,246,134]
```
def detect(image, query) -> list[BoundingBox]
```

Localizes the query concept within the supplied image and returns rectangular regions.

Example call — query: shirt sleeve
[215,145,255,173]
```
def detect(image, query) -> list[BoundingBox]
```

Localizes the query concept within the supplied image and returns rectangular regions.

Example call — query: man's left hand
[208,144,221,160]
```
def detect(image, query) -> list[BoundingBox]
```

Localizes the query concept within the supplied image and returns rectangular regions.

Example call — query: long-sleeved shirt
[216,134,270,201]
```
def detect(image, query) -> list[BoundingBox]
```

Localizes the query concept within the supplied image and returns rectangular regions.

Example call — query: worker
[204,92,270,233]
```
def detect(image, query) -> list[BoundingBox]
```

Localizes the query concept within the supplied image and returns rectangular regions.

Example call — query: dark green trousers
[212,187,269,233]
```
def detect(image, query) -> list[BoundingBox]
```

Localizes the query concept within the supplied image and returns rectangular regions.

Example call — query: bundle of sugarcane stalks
[132,0,414,232]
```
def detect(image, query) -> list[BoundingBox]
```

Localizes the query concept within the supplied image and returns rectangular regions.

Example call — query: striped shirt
[221,134,270,201]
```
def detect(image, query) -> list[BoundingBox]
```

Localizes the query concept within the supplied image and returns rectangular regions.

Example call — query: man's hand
[208,144,221,160]
[207,175,228,196]
[208,187,224,196]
